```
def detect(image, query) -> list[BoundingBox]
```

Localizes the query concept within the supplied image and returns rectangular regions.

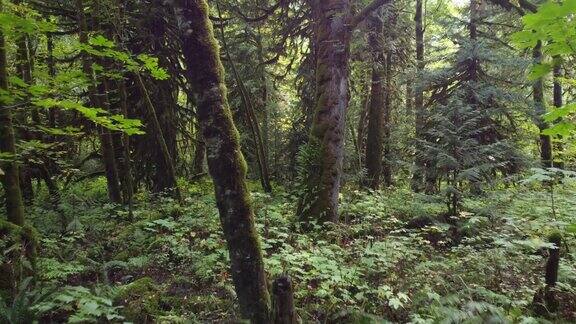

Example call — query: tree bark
[135,74,182,201]
[362,15,386,190]
[553,59,563,168]
[297,0,354,223]
[272,275,297,324]
[0,6,26,226]
[47,33,57,129]
[411,0,426,192]
[117,80,135,212]
[217,18,272,193]
[76,0,123,203]
[172,0,271,322]
[533,42,552,168]
[382,51,393,187]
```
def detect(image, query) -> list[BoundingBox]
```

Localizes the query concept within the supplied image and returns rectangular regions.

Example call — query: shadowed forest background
[1,0,576,322]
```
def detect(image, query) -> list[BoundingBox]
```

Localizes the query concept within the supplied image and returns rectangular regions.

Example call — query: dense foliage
[1,0,575,322]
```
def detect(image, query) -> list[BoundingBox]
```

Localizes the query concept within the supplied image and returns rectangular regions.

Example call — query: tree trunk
[0,10,26,226]
[218,20,272,193]
[533,42,552,168]
[382,51,393,187]
[297,0,353,223]
[76,0,123,203]
[15,7,35,204]
[411,0,426,192]
[172,0,271,322]
[362,15,385,190]
[47,33,57,128]
[553,59,563,168]
[135,74,182,201]
[356,83,370,173]
[272,275,297,324]
[117,79,135,212]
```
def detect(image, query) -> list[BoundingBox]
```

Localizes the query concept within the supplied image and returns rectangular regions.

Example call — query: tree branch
[487,0,537,15]
[349,0,393,29]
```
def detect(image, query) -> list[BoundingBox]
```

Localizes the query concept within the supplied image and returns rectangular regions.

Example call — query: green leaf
[528,63,552,81]
[541,122,575,137]
[543,103,576,122]
[88,35,115,48]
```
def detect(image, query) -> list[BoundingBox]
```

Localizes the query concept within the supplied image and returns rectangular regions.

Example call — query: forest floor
[12,178,576,323]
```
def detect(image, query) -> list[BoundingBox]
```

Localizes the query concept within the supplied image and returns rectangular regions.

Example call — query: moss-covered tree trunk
[411,0,426,192]
[172,0,271,322]
[296,0,353,223]
[363,15,386,190]
[0,5,26,226]
[297,0,391,223]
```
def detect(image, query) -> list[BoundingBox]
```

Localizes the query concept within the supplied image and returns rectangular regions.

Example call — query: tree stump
[272,275,297,324]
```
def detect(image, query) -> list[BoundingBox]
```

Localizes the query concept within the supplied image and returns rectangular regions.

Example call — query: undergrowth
[1,178,575,323]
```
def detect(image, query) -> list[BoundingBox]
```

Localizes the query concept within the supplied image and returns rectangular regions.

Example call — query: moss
[116,277,162,322]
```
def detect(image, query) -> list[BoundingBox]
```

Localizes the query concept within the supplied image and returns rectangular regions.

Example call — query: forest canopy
[1,0,576,323]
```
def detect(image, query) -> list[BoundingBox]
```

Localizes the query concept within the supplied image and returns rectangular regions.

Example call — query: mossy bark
[0,7,26,226]
[297,0,354,224]
[172,0,271,322]
[297,0,391,223]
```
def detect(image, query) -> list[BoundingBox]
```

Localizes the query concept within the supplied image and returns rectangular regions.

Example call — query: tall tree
[297,0,392,224]
[533,42,552,168]
[411,0,426,192]
[363,14,386,190]
[76,0,123,203]
[171,0,271,321]
[0,0,26,226]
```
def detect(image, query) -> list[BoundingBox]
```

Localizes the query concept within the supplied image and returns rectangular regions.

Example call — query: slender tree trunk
[362,15,385,190]
[0,12,26,226]
[533,42,552,168]
[297,0,353,223]
[117,80,135,212]
[553,59,563,168]
[411,0,426,192]
[15,7,35,203]
[76,0,123,203]
[47,33,57,129]
[356,82,371,174]
[382,51,393,187]
[135,74,182,201]
[218,19,272,193]
[172,0,271,322]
